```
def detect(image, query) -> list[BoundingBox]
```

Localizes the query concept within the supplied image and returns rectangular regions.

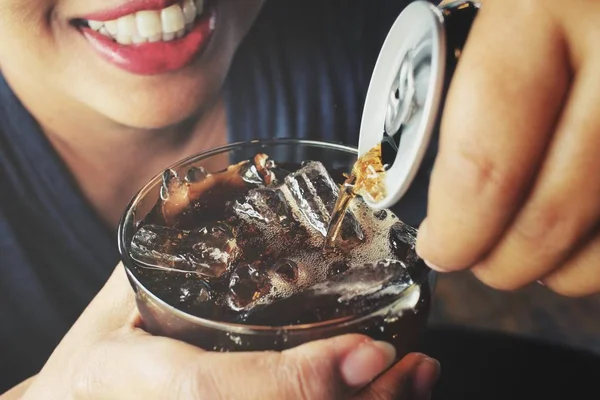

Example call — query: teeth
[182,0,197,24]
[105,20,119,36]
[89,20,104,31]
[117,14,138,36]
[132,35,147,44]
[116,33,132,45]
[149,34,162,43]
[161,4,185,34]
[85,1,206,45]
[136,10,162,38]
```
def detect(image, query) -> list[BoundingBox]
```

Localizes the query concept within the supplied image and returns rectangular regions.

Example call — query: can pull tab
[357,0,479,210]
[385,47,419,140]
[382,37,436,165]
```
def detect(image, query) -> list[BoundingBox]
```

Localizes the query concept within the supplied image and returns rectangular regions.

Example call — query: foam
[248,194,407,308]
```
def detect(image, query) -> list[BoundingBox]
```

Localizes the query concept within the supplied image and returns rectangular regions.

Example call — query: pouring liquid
[325,144,388,248]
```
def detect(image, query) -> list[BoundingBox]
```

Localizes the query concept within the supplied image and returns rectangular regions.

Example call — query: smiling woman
[3,0,600,398]
[0,0,427,397]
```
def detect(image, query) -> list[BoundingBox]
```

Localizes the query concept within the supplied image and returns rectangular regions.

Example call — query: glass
[117,138,435,358]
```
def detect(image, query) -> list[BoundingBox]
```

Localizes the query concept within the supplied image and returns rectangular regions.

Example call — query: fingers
[416,0,571,269]
[354,353,440,400]
[470,53,600,289]
[409,355,440,400]
[542,229,600,297]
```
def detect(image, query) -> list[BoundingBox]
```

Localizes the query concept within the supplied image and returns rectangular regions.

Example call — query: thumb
[284,334,398,395]
[201,334,398,399]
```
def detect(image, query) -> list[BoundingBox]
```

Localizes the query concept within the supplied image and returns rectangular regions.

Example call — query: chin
[104,99,204,131]
[110,106,199,131]
[84,73,223,131]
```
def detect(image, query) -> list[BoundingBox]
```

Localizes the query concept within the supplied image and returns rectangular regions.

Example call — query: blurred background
[429,271,600,354]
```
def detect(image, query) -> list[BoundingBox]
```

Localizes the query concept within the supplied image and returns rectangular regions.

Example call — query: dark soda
[127,153,431,356]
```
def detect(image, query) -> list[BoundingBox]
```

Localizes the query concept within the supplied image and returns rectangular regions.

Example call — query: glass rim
[117,138,428,334]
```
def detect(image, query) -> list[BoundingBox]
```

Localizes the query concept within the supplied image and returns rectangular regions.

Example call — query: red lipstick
[80,3,216,75]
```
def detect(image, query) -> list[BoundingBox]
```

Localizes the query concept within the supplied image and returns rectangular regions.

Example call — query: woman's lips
[80,3,215,75]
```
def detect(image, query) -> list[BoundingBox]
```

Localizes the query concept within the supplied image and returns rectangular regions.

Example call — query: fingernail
[416,222,442,271]
[413,357,440,399]
[340,340,396,387]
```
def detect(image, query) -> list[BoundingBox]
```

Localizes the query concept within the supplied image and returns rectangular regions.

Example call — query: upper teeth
[87,0,205,45]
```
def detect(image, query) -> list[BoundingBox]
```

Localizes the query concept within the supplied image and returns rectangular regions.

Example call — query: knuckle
[278,350,337,400]
[513,198,579,258]
[449,145,519,205]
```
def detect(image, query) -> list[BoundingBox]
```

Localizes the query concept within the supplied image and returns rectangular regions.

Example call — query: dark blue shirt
[0,0,431,391]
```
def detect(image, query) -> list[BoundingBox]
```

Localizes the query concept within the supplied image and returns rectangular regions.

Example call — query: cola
[126,152,432,357]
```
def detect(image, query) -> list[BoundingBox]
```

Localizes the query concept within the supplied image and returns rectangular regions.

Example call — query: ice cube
[282,161,338,236]
[281,161,364,242]
[229,185,310,259]
[228,263,272,310]
[271,259,299,283]
[373,210,388,221]
[389,222,418,263]
[252,153,277,185]
[388,222,428,283]
[178,279,212,306]
[232,187,294,228]
[145,156,279,228]
[327,261,350,278]
[240,260,414,325]
[158,169,191,226]
[130,223,239,278]
[184,166,209,184]
[320,260,413,302]
[336,209,365,246]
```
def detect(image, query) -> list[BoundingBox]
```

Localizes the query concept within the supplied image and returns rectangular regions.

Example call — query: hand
[417,0,600,297]
[10,264,439,400]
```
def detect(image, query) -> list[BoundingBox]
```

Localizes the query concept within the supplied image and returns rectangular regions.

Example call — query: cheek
[0,1,62,74]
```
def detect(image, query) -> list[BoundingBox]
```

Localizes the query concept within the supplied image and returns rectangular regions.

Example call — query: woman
[1,0,599,398]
